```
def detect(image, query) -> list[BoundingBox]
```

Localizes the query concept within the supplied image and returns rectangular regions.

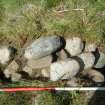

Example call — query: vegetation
[0,91,105,105]
[0,0,105,46]
[0,91,92,105]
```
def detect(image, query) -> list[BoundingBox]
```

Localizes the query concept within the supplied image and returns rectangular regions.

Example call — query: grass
[0,92,31,105]
[0,0,105,45]
[0,91,105,105]
[0,91,88,105]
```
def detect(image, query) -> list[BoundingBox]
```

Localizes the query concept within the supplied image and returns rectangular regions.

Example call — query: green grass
[0,0,105,44]
[0,91,105,105]
[0,92,31,105]
[0,91,87,105]
[0,0,105,38]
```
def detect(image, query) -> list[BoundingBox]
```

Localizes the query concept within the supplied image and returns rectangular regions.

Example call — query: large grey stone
[94,52,105,69]
[50,59,80,81]
[24,36,64,60]
[78,53,95,70]
[65,37,84,56]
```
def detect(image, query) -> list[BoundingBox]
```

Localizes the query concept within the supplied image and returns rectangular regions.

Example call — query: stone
[4,69,11,78]
[57,49,69,60]
[77,53,95,69]
[50,59,80,81]
[11,73,22,82]
[85,43,97,52]
[65,37,84,56]
[23,66,33,76]
[41,68,50,78]
[24,36,64,60]
[23,66,43,78]
[27,55,52,69]
[0,46,16,65]
[4,60,19,78]
[82,69,105,83]
[94,52,105,69]
[0,47,10,65]
[66,78,78,87]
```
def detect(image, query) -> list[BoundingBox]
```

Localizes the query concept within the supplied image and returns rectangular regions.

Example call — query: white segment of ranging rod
[55,87,105,91]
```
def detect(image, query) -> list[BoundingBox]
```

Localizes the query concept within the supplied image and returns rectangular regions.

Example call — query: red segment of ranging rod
[0,88,54,92]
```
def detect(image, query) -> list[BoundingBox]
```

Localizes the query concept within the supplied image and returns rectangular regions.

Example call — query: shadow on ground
[88,91,105,105]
